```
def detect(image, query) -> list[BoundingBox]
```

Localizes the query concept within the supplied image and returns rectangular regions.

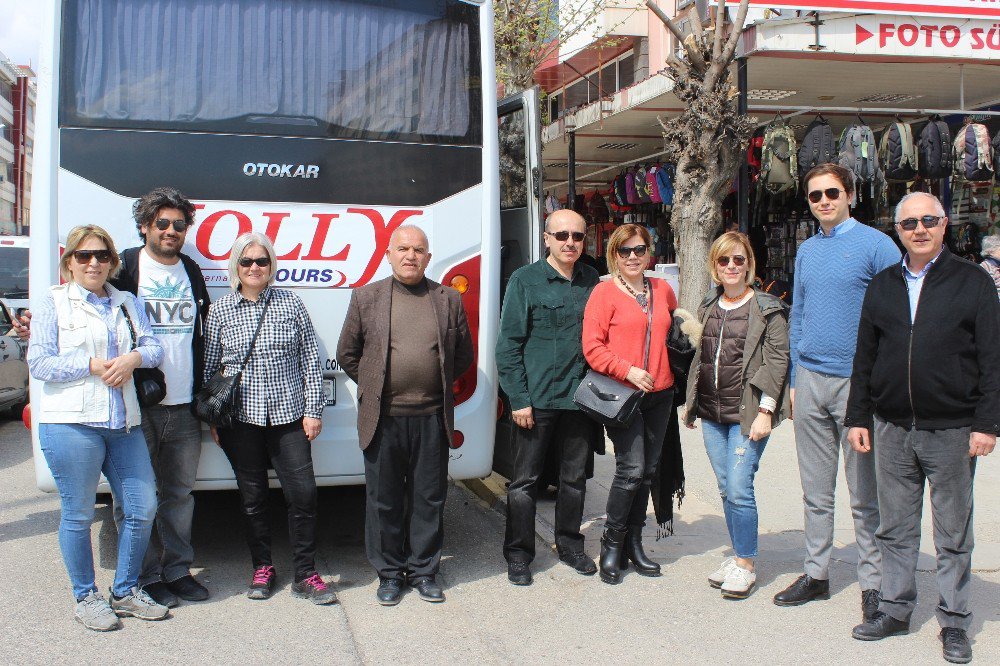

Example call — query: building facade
[1,51,34,236]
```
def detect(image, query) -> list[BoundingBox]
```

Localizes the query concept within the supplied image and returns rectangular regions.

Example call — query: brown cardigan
[336,276,474,450]
[683,288,791,436]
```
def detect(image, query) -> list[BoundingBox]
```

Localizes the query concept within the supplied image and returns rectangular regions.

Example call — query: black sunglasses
[616,244,648,259]
[72,249,114,264]
[897,215,943,231]
[238,256,272,268]
[152,218,190,232]
[716,255,747,267]
[807,188,844,203]
[547,230,585,242]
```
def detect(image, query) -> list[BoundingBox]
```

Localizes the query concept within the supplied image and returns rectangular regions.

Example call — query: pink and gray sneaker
[291,573,338,605]
[247,565,276,600]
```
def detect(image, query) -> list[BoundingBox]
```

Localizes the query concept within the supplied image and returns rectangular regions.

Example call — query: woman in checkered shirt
[202,232,334,606]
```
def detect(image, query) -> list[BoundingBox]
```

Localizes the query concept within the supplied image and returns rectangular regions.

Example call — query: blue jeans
[40,423,157,600]
[701,420,768,559]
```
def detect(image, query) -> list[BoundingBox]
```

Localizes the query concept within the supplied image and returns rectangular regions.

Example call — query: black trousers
[364,414,449,582]
[503,408,591,563]
[218,418,318,582]
[605,389,674,532]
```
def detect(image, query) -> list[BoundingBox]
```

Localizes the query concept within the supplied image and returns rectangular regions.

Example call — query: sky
[0,1,43,69]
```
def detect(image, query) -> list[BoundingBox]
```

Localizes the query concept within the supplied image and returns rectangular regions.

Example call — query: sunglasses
[238,256,272,268]
[152,218,190,232]
[616,244,648,259]
[72,249,114,264]
[807,188,845,203]
[897,215,943,231]
[717,255,747,267]
[547,230,585,242]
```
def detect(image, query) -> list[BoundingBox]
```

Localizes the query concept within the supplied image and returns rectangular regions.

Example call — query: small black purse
[193,297,269,429]
[573,284,653,428]
[666,308,697,395]
[119,304,166,408]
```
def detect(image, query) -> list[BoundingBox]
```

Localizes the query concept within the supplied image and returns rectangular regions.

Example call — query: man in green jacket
[496,209,600,586]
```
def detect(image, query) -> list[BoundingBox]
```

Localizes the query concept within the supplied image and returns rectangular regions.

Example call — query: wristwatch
[758,407,773,415]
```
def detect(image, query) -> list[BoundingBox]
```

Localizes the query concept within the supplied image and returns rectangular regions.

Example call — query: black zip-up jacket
[844,248,1000,434]
[111,246,212,393]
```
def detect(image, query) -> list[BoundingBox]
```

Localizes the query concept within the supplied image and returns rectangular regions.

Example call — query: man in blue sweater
[773,164,900,622]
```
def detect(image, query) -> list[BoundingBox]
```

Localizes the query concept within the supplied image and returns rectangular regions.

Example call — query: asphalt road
[1,415,997,665]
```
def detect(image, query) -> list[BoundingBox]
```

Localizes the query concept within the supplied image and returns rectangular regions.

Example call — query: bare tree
[646,0,754,312]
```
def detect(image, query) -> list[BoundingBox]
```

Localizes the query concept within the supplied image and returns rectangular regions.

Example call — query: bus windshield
[60,0,483,145]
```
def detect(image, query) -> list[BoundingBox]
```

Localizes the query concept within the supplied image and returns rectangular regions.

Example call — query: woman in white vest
[27,225,166,632]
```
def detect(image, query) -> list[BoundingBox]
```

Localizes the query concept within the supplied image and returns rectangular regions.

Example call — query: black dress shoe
[413,578,445,603]
[939,628,972,664]
[558,551,597,576]
[166,574,210,602]
[772,574,830,606]
[861,588,880,623]
[141,581,178,609]
[376,578,403,606]
[852,611,910,641]
[507,561,533,586]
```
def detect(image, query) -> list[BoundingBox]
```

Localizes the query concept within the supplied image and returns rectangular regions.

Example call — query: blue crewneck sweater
[790,218,901,386]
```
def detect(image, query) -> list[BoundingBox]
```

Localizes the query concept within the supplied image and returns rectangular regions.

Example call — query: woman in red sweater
[583,223,677,584]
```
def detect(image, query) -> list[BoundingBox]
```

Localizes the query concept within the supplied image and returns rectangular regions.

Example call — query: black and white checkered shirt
[203,287,324,426]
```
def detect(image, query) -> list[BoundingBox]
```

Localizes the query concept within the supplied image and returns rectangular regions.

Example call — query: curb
[459,473,509,511]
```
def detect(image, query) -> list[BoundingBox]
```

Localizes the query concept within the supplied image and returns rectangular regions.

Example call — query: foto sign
[754,13,1000,57]
[733,1,1000,20]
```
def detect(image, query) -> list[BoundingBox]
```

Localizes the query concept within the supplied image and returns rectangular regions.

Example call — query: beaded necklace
[618,274,649,312]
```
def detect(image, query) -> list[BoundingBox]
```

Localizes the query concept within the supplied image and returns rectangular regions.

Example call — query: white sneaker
[708,557,736,589]
[721,565,756,599]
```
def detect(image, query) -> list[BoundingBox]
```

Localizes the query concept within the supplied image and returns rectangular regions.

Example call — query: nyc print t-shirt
[139,250,196,405]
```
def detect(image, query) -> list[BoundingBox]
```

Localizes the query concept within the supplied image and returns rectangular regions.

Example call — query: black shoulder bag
[119,303,167,407]
[194,297,270,429]
[573,284,653,428]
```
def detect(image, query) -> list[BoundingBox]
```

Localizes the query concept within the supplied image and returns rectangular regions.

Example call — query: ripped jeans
[701,420,768,559]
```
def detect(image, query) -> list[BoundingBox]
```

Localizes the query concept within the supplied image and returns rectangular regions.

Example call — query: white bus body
[28,0,538,492]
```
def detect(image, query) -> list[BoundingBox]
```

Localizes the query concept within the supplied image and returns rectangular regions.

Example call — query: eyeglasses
[616,244,648,259]
[547,230,585,242]
[238,256,271,268]
[716,255,747,267]
[807,188,845,203]
[72,249,113,264]
[897,215,943,231]
[152,218,190,232]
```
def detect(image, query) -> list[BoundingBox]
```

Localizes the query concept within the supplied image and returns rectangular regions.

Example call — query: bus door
[493,87,543,479]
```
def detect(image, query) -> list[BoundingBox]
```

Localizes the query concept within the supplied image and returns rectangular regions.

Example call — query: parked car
[0,302,29,417]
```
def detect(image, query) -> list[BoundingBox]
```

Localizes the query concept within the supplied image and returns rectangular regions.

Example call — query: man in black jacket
[111,187,212,607]
[844,192,999,664]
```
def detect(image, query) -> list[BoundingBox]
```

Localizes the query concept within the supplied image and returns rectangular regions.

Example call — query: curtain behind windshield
[62,0,481,145]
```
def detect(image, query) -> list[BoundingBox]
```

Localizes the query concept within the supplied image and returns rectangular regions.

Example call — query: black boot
[599,528,627,585]
[625,527,661,577]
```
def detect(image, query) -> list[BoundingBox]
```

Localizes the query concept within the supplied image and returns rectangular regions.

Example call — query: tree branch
[645,0,686,43]
[719,0,751,65]
[711,0,726,63]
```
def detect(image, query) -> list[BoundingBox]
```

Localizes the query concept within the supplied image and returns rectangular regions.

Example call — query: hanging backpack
[838,123,882,203]
[635,165,652,203]
[760,118,798,195]
[655,164,675,206]
[613,172,629,206]
[952,122,994,182]
[917,116,953,179]
[991,131,1000,176]
[797,116,836,178]
[879,121,918,182]
[625,167,639,204]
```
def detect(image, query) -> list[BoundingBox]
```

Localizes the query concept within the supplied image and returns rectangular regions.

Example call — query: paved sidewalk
[482,417,1000,659]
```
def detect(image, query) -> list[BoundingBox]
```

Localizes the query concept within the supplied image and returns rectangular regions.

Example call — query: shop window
[599,62,616,98]
[564,79,588,110]
[618,54,635,89]
[549,93,560,120]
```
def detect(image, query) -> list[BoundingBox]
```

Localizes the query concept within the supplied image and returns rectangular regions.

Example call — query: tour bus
[29,0,543,491]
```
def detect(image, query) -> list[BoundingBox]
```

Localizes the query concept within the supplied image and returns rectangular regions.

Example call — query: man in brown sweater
[336,225,473,606]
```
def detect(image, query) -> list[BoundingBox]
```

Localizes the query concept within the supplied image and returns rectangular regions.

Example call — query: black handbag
[573,284,653,428]
[193,297,270,429]
[119,304,167,408]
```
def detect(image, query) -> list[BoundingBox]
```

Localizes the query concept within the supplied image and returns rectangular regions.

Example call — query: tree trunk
[672,157,725,312]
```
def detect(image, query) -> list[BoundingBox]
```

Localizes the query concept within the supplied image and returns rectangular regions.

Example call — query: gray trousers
[793,366,881,589]
[874,417,976,630]
[114,403,203,587]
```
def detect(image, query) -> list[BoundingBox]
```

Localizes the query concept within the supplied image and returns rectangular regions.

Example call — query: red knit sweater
[582,278,677,391]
